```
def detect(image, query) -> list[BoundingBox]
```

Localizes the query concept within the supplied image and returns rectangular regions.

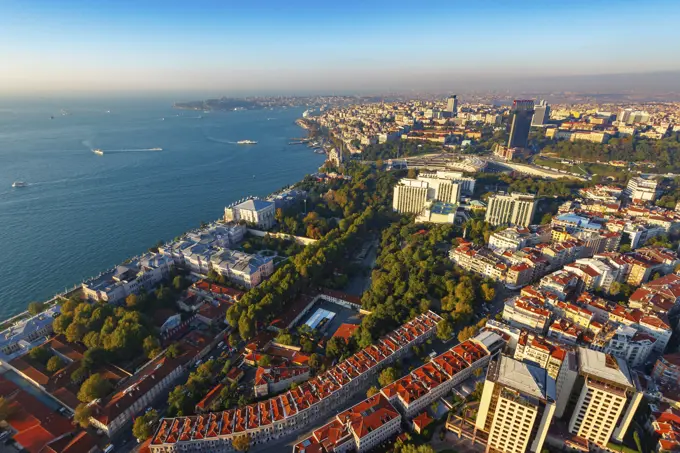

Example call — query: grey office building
[446,95,458,117]
[532,100,550,126]
[508,100,535,148]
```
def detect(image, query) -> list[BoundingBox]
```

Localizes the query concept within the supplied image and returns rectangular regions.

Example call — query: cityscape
[3,2,680,453]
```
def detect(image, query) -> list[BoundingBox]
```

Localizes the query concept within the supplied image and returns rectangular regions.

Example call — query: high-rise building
[446,95,458,117]
[625,176,661,202]
[566,348,642,448]
[531,100,550,127]
[392,179,429,214]
[392,171,473,215]
[485,193,537,227]
[476,355,556,453]
[508,100,535,148]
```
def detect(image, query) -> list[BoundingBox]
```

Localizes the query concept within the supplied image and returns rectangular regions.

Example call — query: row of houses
[148,311,442,452]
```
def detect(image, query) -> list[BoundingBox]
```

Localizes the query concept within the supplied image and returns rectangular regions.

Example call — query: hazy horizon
[2,0,680,95]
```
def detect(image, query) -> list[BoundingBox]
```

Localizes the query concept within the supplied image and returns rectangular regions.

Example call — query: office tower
[446,95,458,117]
[531,100,550,126]
[392,179,429,214]
[476,355,556,453]
[617,109,632,124]
[508,100,535,148]
[567,348,642,447]
[485,193,537,227]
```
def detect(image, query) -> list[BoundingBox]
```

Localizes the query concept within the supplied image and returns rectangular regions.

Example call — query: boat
[92,149,104,156]
[237,140,257,145]
[12,181,28,188]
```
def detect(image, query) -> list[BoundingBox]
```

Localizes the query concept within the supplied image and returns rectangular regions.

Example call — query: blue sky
[1,0,679,94]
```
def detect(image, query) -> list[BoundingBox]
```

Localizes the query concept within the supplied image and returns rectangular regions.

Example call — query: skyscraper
[508,100,535,148]
[476,355,556,453]
[446,95,458,117]
[531,100,550,126]
[485,192,537,227]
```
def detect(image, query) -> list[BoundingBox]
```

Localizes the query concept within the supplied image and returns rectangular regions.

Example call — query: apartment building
[566,348,642,448]
[293,394,402,453]
[475,355,556,453]
[625,176,661,202]
[392,172,474,217]
[502,297,551,333]
[224,198,276,230]
[392,179,429,214]
[590,324,655,368]
[485,193,537,227]
[254,366,310,397]
[381,331,504,418]
[149,312,441,452]
[652,353,680,385]
[513,331,567,379]
[488,225,550,251]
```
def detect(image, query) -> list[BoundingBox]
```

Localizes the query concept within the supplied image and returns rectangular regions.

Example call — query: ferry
[12,181,28,188]
[237,140,257,145]
[93,149,104,156]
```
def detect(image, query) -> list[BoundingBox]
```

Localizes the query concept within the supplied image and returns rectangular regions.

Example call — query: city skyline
[2,0,680,94]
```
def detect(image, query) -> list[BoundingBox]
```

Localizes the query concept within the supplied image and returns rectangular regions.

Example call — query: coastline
[0,116,319,329]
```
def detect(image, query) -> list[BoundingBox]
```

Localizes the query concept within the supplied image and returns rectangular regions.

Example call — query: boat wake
[95,147,163,153]
[205,136,239,145]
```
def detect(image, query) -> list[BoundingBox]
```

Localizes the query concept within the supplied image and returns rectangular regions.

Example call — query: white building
[485,193,537,227]
[210,249,274,288]
[488,225,551,251]
[224,198,276,230]
[625,176,661,202]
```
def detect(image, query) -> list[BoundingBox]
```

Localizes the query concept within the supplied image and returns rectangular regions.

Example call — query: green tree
[29,345,52,364]
[27,301,46,316]
[308,353,321,371]
[65,321,88,343]
[258,355,272,367]
[173,275,184,291]
[74,403,92,428]
[125,293,138,309]
[458,325,479,343]
[77,373,112,403]
[71,365,89,384]
[378,367,398,387]
[53,314,73,334]
[238,313,255,340]
[480,283,496,302]
[143,336,162,359]
[366,386,379,397]
[167,385,192,416]
[46,355,65,373]
[166,343,182,359]
[133,409,159,441]
[436,318,454,341]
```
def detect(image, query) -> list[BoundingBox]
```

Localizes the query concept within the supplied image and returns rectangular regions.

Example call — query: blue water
[0,97,325,319]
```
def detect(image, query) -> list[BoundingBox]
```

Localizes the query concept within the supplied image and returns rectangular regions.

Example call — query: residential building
[254,366,310,397]
[513,331,567,379]
[590,324,655,368]
[488,225,550,251]
[392,179,429,214]
[625,176,661,202]
[475,355,556,453]
[508,100,535,149]
[485,193,537,227]
[149,312,442,452]
[567,348,642,447]
[224,198,276,230]
[502,297,551,333]
[293,394,402,453]
[653,353,680,386]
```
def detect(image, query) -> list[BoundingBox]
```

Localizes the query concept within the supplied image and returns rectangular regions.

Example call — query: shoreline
[0,117,319,329]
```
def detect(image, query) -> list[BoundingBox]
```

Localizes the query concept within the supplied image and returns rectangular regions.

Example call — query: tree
[173,275,184,291]
[366,386,379,397]
[540,213,553,225]
[133,409,158,441]
[125,293,138,309]
[232,434,251,452]
[46,356,65,373]
[27,301,46,316]
[29,346,52,365]
[480,283,495,302]
[458,325,479,343]
[77,373,112,403]
[258,355,272,367]
[238,313,255,340]
[71,366,89,384]
[143,336,162,359]
[167,385,192,416]
[166,343,181,359]
[65,321,88,343]
[74,404,92,428]
[473,367,484,378]
[436,318,454,341]
[53,314,73,334]
[378,367,398,387]
[308,353,321,371]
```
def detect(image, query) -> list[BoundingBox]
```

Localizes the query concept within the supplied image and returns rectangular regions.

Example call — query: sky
[1,0,680,95]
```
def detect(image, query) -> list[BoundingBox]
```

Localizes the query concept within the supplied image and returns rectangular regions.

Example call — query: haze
[2,0,680,95]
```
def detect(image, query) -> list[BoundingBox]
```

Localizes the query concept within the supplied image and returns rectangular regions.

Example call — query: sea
[0,97,326,319]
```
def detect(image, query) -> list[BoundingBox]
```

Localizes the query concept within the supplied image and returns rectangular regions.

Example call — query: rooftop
[495,355,556,402]
[578,347,634,389]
